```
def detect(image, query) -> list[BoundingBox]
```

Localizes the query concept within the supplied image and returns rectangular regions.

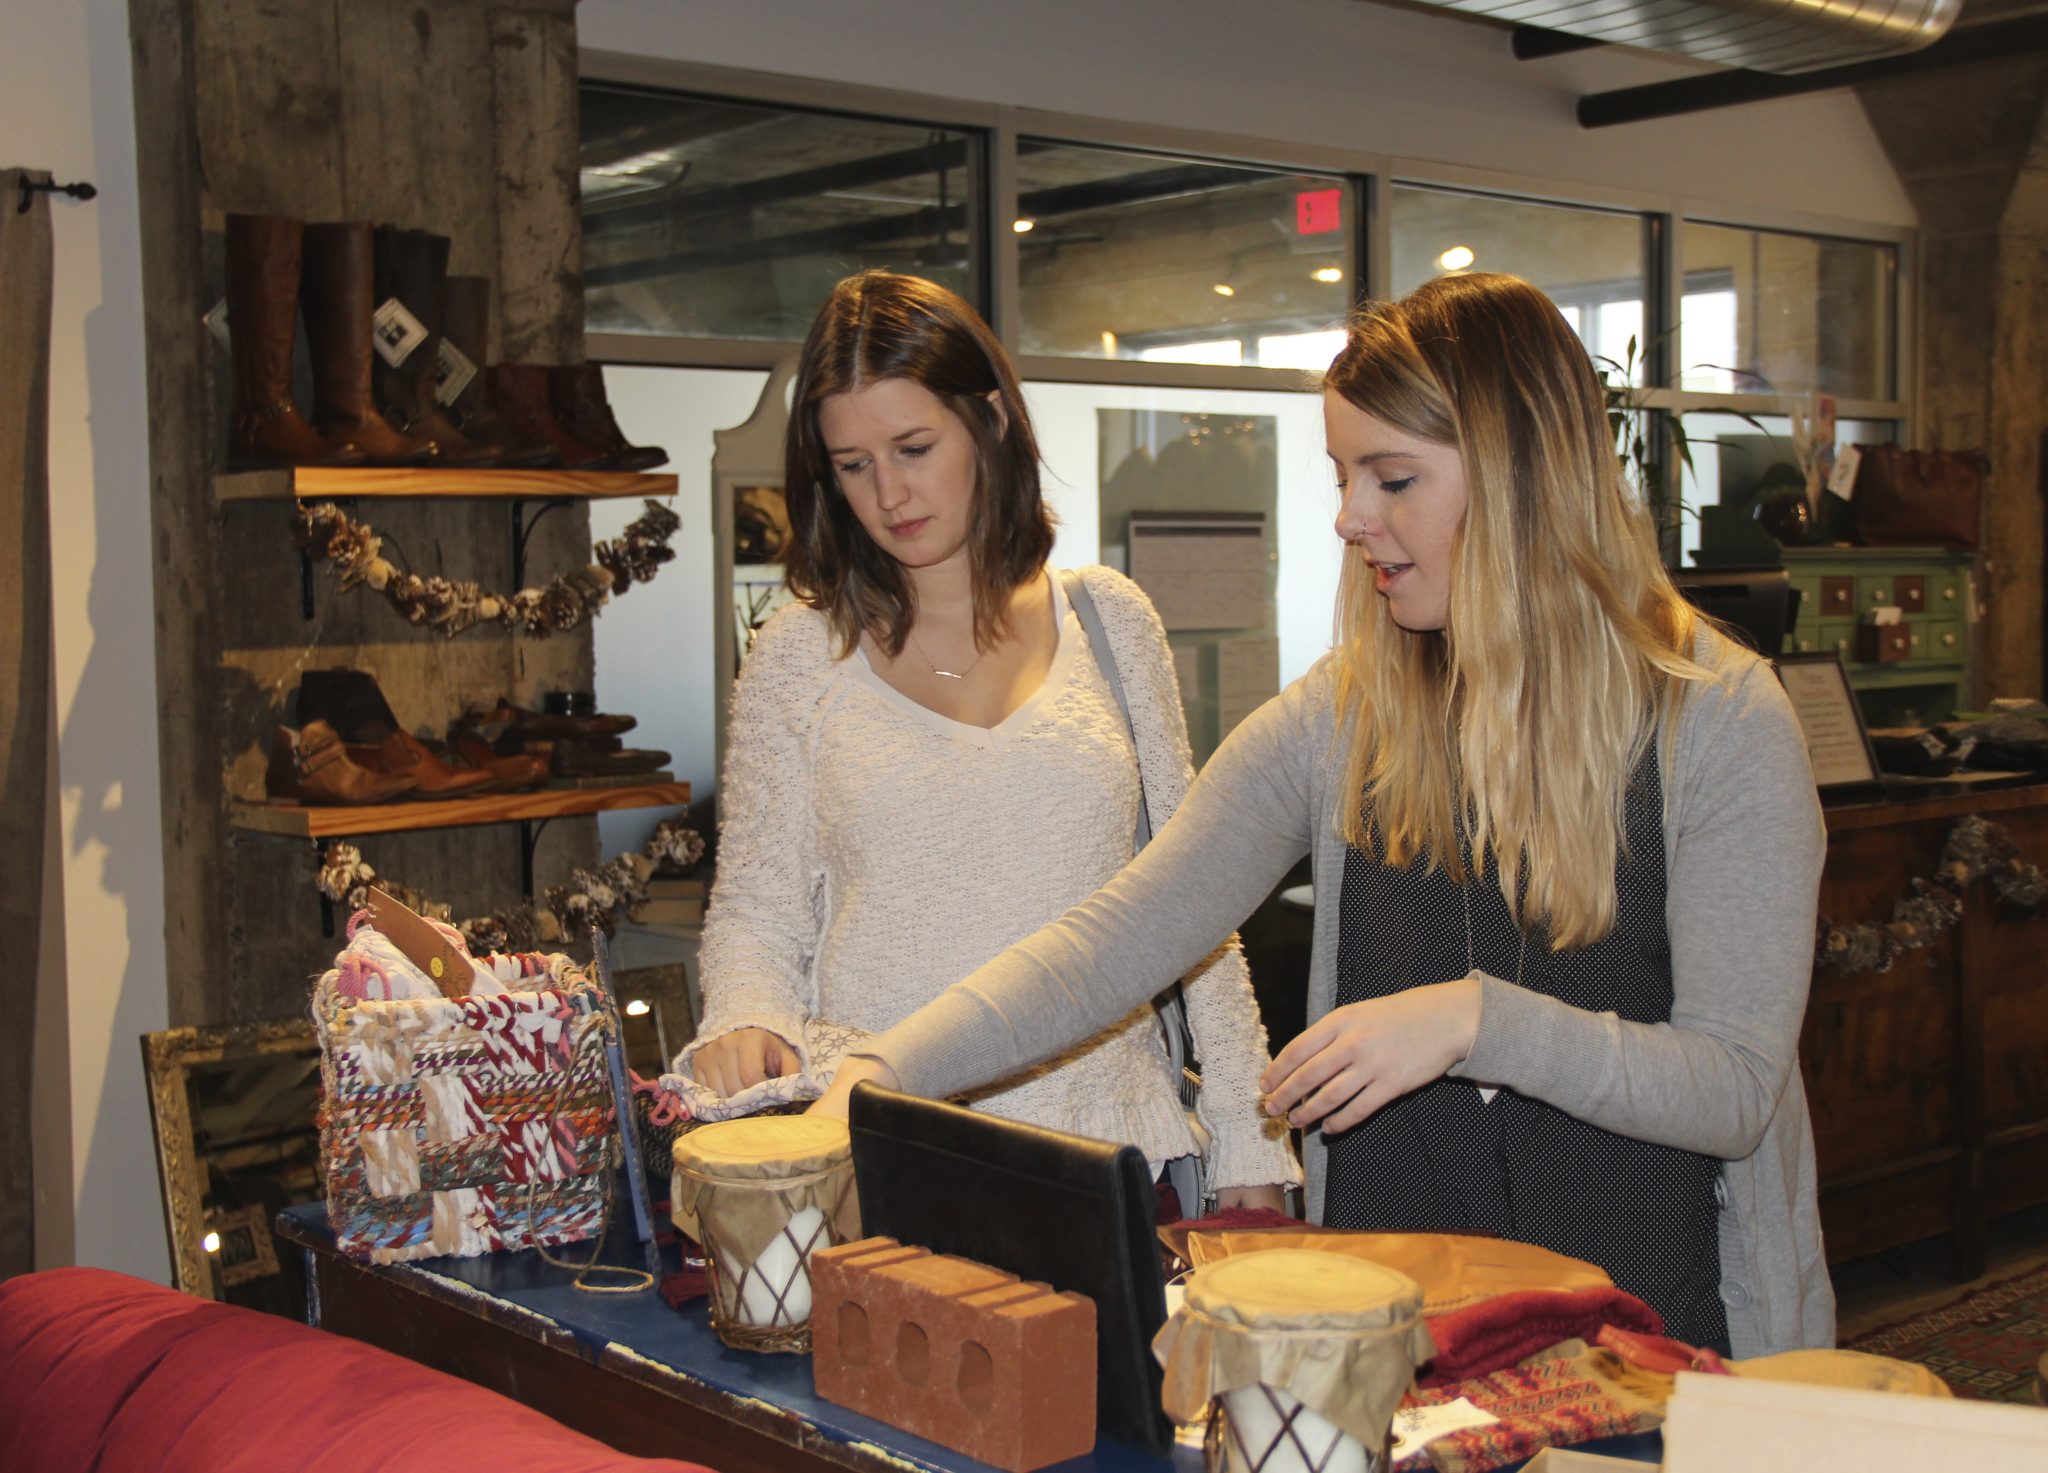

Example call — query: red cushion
[0,1267,716,1473]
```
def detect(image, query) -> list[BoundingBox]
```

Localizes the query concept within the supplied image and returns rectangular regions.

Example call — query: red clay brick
[811,1235,1097,1472]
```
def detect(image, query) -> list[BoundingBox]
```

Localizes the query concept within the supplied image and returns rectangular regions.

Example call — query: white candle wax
[1219,1384,1371,1473]
[733,1205,826,1327]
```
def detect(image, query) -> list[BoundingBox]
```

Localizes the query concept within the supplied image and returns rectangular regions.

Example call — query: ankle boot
[346,728,496,798]
[267,720,419,805]
[550,363,669,471]
[224,214,365,470]
[372,228,500,467]
[486,363,609,470]
[295,667,402,746]
[442,276,554,468]
[300,221,439,467]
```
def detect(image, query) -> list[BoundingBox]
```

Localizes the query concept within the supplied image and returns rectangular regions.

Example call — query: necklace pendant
[931,669,964,680]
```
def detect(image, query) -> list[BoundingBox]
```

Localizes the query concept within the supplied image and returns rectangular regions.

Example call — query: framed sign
[1774,652,1882,796]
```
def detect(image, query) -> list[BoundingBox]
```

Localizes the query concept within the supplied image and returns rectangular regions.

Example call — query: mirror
[711,358,800,765]
[142,1017,321,1308]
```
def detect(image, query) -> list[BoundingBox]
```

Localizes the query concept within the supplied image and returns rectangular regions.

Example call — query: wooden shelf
[215,466,678,502]
[230,781,690,839]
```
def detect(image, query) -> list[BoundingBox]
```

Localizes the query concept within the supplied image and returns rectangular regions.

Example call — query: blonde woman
[819,273,1831,1358]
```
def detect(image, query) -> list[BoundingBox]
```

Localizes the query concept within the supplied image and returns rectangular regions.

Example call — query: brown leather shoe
[457,700,637,745]
[267,720,418,805]
[486,364,609,470]
[450,731,551,793]
[346,728,495,799]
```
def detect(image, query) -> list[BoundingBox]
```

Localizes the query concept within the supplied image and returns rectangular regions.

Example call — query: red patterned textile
[1418,1285,1664,1387]
[1395,1352,1663,1473]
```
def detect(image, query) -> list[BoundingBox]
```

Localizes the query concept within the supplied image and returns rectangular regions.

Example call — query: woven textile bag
[314,928,617,1266]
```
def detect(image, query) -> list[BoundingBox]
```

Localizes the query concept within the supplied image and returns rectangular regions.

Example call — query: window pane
[1016,142,1356,368]
[1677,411,1897,567]
[1389,184,1651,383]
[1680,224,1894,398]
[1023,381,1336,764]
[580,85,984,341]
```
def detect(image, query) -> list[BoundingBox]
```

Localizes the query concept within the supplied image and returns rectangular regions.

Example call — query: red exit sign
[1296,187,1343,235]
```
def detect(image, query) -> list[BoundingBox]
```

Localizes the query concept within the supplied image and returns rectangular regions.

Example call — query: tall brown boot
[300,221,439,467]
[551,363,669,471]
[372,228,500,467]
[485,363,609,470]
[224,214,364,470]
[442,276,554,467]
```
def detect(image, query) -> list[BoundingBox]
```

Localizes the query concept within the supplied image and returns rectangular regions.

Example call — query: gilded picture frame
[141,1017,320,1299]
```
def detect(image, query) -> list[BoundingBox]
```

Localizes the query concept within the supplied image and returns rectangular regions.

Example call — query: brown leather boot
[300,221,439,467]
[449,731,551,792]
[224,214,365,470]
[372,228,500,467]
[346,728,496,798]
[550,363,669,471]
[485,363,609,470]
[267,721,418,805]
[441,276,555,468]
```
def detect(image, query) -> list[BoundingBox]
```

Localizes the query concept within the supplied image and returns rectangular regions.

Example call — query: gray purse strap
[1061,571,1200,1113]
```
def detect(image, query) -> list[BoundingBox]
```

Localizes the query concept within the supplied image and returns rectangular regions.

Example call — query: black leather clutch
[847,1082,1173,1454]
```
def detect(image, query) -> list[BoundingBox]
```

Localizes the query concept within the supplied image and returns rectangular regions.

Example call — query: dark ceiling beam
[1578,12,2048,126]
[1512,25,1606,59]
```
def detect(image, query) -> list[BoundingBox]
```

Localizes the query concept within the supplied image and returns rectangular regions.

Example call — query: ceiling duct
[1422,0,1961,73]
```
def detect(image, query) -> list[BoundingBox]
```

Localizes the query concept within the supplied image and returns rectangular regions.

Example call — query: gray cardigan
[866,631,1835,1357]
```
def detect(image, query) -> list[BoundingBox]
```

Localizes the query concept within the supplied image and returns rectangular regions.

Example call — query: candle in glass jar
[735,1205,825,1326]
[1220,1384,1371,1473]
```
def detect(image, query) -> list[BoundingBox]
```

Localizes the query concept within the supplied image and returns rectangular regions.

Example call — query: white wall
[579,0,1914,228]
[5,0,171,1280]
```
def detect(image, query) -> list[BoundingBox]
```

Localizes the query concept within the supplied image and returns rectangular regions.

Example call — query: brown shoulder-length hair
[1326,272,1712,951]
[783,271,1054,658]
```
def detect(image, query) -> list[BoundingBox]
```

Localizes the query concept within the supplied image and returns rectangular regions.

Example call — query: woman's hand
[689,1028,795,1098]
[1215,1184,1288,1213]
[1259,978,1483,1134]
[806,1054,902,1120]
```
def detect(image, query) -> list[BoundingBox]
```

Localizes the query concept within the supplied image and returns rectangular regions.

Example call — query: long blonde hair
[1329,273,1710,950]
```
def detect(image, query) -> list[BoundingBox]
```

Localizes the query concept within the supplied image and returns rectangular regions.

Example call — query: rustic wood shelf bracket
[510,498,573,588]
[519,816,556,899]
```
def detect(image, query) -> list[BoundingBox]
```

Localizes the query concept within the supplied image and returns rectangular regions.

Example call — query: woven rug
[1842,1261,2048,1403]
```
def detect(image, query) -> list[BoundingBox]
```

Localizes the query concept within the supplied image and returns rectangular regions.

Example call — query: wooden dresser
[1804,780,2048,1274]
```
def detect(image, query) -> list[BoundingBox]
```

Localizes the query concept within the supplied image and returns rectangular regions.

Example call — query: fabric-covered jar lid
[1185,1248,1424,1333]
[1156,1248,1435,1447]
[672,1115,851,1183]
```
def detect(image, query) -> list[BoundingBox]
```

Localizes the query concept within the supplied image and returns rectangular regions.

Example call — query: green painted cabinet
[1782,547,1977,726]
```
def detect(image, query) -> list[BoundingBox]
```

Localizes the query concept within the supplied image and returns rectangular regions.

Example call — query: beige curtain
[0,170,56,1281]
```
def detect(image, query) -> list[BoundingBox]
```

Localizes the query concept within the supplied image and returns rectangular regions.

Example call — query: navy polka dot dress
[1325,749,1731,1352]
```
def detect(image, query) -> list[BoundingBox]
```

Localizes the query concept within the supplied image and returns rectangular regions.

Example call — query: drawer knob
[1942,633,1957,647]
[1944,587,1956,600]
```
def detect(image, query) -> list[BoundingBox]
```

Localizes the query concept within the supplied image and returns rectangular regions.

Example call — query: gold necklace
[907,626,986,681]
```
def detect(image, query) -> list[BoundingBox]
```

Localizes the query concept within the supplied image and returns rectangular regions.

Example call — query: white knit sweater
[690,566,1298,1189]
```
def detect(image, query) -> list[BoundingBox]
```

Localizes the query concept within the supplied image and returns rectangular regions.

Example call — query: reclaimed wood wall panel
[135,0,604,1025]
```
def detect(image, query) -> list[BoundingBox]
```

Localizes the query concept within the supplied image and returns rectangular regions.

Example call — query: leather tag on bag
[367,886,475,999]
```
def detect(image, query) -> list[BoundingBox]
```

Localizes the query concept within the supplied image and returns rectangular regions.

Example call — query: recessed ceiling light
[202,1231,221,1254]
[1013,218,1036,234]
[1313,266,1344,283]
[1438,245,1476,272]
[1213,283,1236,297]
[625,999,651,1017]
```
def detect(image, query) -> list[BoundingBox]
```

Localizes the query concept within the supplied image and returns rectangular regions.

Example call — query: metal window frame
[578,50,1912,429]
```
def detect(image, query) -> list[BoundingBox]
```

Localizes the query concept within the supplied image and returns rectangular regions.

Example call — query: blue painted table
[276,1203,1660,1472]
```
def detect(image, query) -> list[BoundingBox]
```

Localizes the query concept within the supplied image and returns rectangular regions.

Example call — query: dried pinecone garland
[295,498,679,639]
[1815,814,2046,973]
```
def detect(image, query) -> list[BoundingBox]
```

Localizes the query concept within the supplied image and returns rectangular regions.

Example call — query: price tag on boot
[434,339,478,406]
[372,296,430,367]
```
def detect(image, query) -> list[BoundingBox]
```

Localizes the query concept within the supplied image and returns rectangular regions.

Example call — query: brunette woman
[818,273,1830,1357]
[679,271,1297,1212]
